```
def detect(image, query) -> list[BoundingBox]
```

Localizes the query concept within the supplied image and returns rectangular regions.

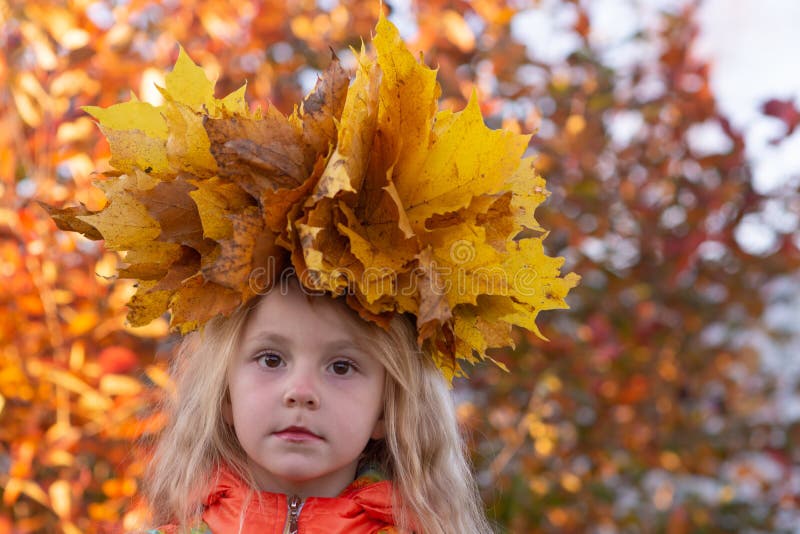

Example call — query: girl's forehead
[243,286,371,343]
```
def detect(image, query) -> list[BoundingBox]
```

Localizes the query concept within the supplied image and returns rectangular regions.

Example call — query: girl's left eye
[329,360,356,376]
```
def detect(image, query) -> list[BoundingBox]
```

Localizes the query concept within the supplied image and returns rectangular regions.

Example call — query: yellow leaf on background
[145,365,174,393]
[2,478,22,506]
[16,479,49,508]
[162,45,249,116]
[67,310,98,336]
[43,450,75,467]
[48,480,71,519]
[497,298,547,341]
[45,422,80,446]
[468,239,580,342]
[124,318,170,338]
[77,390,113,412]
[99,374,142,396]
[442,10,476,52]
[11,86,42,127]
[102,478,137,498]
[88,502,117,522]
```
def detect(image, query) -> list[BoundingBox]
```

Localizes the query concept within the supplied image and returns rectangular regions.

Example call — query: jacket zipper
[284,494,304,534]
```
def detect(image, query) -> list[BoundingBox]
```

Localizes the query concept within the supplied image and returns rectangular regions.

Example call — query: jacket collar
[201,464,396,533]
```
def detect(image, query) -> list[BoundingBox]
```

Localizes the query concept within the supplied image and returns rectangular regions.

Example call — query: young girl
[142,274,492,533]
[46,14,578,534]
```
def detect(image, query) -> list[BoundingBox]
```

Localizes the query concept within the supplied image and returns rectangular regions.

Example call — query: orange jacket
[151,465,400,534]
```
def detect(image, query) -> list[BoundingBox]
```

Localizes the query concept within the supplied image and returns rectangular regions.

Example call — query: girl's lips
[274,427,322,442]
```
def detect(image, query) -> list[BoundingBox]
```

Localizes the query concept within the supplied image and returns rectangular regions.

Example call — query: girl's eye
[256,352,284,369]
[329,360,356,376]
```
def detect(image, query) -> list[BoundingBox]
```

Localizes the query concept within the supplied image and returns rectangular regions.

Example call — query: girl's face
[223,284,386,498]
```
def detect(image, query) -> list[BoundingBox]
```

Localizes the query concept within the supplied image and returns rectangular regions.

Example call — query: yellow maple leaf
[396,93,530,232]
[453,300,516,360]
[188,177,254,241]
[163,101,218,177]
[168,275,241,334]
[83,101,168,137]
[119,241,182,280]
[127,280,173,328]
[372,15,440,186]
[507,156,549,230]
[77,192,161,251]
[163,46,217,112]
[160,45,249,116]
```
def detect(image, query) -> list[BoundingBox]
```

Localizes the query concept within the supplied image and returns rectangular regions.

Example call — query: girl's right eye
[256,352,284,369]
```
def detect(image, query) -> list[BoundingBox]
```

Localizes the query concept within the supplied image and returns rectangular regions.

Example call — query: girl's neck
[245,458,359,498]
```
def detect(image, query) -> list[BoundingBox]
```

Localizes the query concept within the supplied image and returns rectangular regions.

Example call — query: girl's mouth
[274,426,323,442]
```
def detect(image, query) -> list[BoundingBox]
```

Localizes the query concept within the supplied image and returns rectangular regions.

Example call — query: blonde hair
[143,288,491,533]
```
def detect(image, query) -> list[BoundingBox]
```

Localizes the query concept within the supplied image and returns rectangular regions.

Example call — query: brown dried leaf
[290,55,350,159]
[38,202,102,240]
[205,108,309,189]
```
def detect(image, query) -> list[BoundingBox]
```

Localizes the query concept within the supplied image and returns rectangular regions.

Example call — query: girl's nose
[282,373,320,409]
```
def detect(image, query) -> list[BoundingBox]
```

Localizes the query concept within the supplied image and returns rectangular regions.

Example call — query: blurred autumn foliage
[1,0,799,532]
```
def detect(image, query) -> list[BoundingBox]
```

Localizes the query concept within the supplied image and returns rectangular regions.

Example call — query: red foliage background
[1,1,798,532]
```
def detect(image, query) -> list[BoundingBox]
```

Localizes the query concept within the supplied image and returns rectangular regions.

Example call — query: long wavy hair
[142,285,491,533]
